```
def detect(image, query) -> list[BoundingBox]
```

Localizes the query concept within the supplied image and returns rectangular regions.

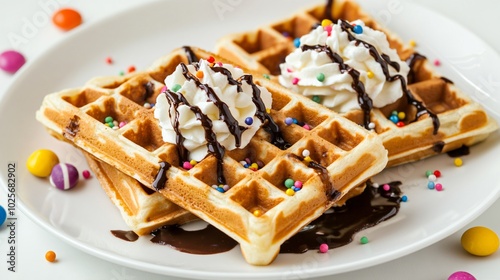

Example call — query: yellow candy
[398,112,406,120]
[286,189,295,196]
[26,149,59,177]
[367,71,374,79]
[253,209,262,217]
[454,158,463,167]
[409,40,417,47]
[321,19,332,27]
[461,226,499,256]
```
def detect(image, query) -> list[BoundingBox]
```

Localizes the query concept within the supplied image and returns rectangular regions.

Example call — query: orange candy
[45,251,56,262]
[52,8,82,31]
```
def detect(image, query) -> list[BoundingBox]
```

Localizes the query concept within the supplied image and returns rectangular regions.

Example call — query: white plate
[1,0,500,279]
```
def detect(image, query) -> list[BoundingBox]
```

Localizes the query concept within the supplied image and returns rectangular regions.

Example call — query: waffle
[216,0,498,167]
[83,152,197,235]
[36,46,387,265]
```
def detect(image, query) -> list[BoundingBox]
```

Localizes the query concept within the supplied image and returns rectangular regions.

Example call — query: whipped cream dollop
[279,19,409,113]
[154,59,272,162]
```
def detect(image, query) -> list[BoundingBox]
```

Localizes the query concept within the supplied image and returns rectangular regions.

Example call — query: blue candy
[353,25,363,34]
[293,38,301,48]
[245,117,253,125]
[389,115,399,124]
[427,181,435,190]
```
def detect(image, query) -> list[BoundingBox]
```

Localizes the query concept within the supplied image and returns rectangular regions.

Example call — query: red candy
[82,170,91,179]
[207,56,215,63]
[396,121,405,127]
[52,8,82,31]
[127,65,136,73]
[433,170,441,177]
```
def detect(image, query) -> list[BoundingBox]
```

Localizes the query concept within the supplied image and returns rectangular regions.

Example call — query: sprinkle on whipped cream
[279,19,411,128]
[154,59,273,163]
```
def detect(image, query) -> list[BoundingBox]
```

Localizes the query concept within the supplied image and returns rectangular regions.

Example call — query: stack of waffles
[216,0,498,167]
[36,46,388,265]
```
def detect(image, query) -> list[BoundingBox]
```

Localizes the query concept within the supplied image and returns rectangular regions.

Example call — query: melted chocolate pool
[111,230,139,242]
[112,181,403,255]
[281,181,401,253]
[150,224,238,254]
[447,145,470,157]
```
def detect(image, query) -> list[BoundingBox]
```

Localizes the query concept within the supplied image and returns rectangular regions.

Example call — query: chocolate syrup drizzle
[302,20,440,134]
[325,0,334,21]
[289,154,339,200]
[152,161,171,191]
[182,45,199,64]
[405,52,426,84]
[308,161,340,200]
[154,49,290,188]
[64,115,80,139]
[143,81,155,101]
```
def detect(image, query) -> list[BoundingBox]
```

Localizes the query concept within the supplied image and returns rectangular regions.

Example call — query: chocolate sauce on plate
[111,230,139,242]
[150,224,238,254]
[280,181,401,253]
[447,145,470,157]
[113,181,402,255]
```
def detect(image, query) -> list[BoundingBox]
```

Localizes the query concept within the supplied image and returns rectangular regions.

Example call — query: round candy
[245,117,254,125]
[45,251,57,262]
[0,50,26,74]
[52,8,82,31]
[82,170,91,179]
[448,271,476,280]
[360,236,369,244]
[461,226,499,256]
[319,243,329,253]
[389,115,399,124]
[352,25,363,34]
[284,178,295,188]
[26,149,60,177]
[0,205,6,227]
[49,163,79,190]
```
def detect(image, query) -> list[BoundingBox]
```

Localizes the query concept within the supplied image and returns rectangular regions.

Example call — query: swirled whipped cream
[279,19,409,113]
[154,59,272,162]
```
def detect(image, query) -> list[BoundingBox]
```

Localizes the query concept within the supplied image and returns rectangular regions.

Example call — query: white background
[1,0,500,279]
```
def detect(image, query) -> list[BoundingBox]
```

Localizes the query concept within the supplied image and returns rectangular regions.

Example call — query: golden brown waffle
[36,46,387,265]
[83,152,197,236]
[216,0,498,167]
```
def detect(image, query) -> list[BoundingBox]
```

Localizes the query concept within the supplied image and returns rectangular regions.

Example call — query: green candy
[172,84,181,92]
[360,236,369,244]
[284,178,295,188]
[312,95,321,103]
[104,116,113,123]
[263,74,270,80]
[425,170,433,177]
[316,72,325,82]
